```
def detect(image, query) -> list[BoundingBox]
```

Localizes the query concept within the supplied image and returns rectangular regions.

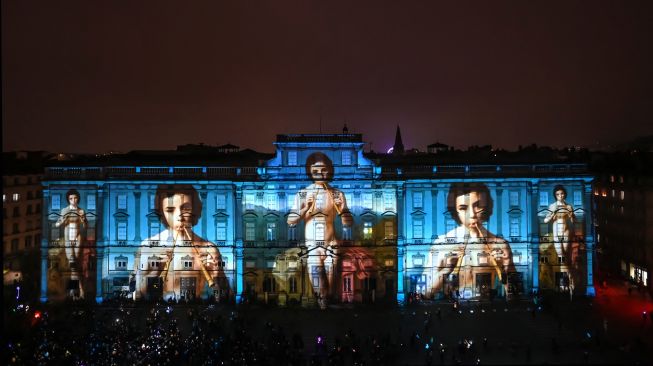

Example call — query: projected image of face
[162,193,193,232]
[310,161,330,183]
[455,191,489,238]
[555,188,566,203]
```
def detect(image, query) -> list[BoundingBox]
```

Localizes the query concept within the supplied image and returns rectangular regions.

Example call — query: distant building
[592,150,653,296]
[3,152,49,298]
[39,134,596,304]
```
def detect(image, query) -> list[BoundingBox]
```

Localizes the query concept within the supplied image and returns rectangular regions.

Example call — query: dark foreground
[4,280,652,365]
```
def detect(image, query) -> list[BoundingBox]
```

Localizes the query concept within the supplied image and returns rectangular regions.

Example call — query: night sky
[3,1,652,154]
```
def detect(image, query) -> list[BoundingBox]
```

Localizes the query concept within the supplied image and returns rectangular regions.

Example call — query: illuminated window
[245,260,256,268]
[383,193,395,210]
[341,151,351,165]
[573,190,582,206]
[611,189,615,198]
[216,194,227,210]
[148,194,156,210]
[117,194,127,210]
[287,151,297,166]
[557,256,564,265]
[2,194,5,202]
[115,256,128,269]
[266,194,277,211]
[539,191,548,206]
[363,222,373,240]
[148,221,160,240]
[610,175,615,183]
[288,226,297,241]
[384,259,394,267]
[412,255,424,267]
[620,206,624,215]
[183,258,193,269]
[216,221,227,241]
[87,194,96,210]
[51,194,61,210]
[445,219,456,236]
[245,222,256,241]
[117,222,128,241]
[342,226,352,240]
[343,276,352,292]
[286,194,295,211]
[289,276,297,293]
[363,193,373,210]
[619,176,624,183]
[266,222,277,241]
[510,217,520,237]
[620,191,625,200]
[413,219,424,239]
[601,189,607,197]
[384,221,394,239]
[509,191,519,207]
[288,261,298,269]
[266,260,276,269]
[244,193,255,210]
[413,192,423,209]
[12,193,20,202]
[315,223,325,241]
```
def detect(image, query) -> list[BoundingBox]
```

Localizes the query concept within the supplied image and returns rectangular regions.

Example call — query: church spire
[393,125,405,155]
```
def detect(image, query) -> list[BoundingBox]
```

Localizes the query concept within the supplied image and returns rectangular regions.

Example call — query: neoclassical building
[40,133,596,304]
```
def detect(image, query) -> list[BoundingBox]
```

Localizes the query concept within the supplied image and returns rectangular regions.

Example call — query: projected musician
[431,183,514,299]
[287,152,353,307]
[135,185,225,301]
[543,185,578,289]
[55,189,88,298]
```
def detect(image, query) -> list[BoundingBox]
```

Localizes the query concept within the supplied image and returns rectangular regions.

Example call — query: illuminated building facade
[39,134,596,304]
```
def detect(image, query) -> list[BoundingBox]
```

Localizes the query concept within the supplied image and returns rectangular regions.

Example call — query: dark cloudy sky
[3,1,652,154]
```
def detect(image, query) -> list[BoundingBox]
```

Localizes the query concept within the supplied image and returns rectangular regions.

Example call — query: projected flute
[306,183,343,215]
[183,226,215,288]
[159,231,179,283]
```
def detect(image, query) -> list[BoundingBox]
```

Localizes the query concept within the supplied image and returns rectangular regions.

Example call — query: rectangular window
[86,194,96,211]
[12,193,20,202]
[619,190,625,201]
[341,151,351,165]
[288,226,297,241]
[509,191,519,207]
[363,222,373,240]
[413,192,423,209]
[539,191,548,206]
[363,193,373,210]
[384,259,394,267]
[245,222,256,241]
[148,194,156,210]
[24,236,33,249]
[266,194,277,211]
[342,226,352,241]
[413,219,424,239]
[266,222,277,241]
[286,194,295,211]
[117,222,127,241]
[315,223,325,241]
[244,193,255,210]
[116,259,128,269]
[445,219,456,236]
[245,260,256,268]
[216,194,227,210]
[117,194,127,210]
[558,256,564,265]
[288,261,298,269]
[287,151,297,166]
[384,221,394,239]
[343,276,352,292]
[183,260,193,269]
[383,192,395,210]
[540,256,548,264]
[289,277,297,293]
[573,190,583,206]
[51,194,61,210]
[149,222,160,240]
[11,239,19,252]
[509,217,520,237]
[216,222,227,241]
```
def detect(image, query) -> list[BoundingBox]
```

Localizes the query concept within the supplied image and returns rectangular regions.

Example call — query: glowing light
[34,311,41,319]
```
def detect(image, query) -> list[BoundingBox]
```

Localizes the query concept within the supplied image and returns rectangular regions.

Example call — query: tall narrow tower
[392,125,405,155]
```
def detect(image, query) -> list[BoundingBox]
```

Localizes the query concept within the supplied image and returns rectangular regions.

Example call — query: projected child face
[68,194,80,207]
[555,189,566,202]
[162,193,193,231]
[310,161,330,183]
[455,191,488,229]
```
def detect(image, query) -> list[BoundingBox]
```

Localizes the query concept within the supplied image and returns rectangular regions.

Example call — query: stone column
[133,190,141,242]
[234,184,244,302]
[496,186,503,236]
[529,184,540,294]
[200,190,208,238]
[584,183,596,296]
[40,188,50,302]
[95,187,106,303]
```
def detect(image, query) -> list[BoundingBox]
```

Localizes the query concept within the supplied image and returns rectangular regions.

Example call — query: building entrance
[146,277,163,300]
[475,273,491,298]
